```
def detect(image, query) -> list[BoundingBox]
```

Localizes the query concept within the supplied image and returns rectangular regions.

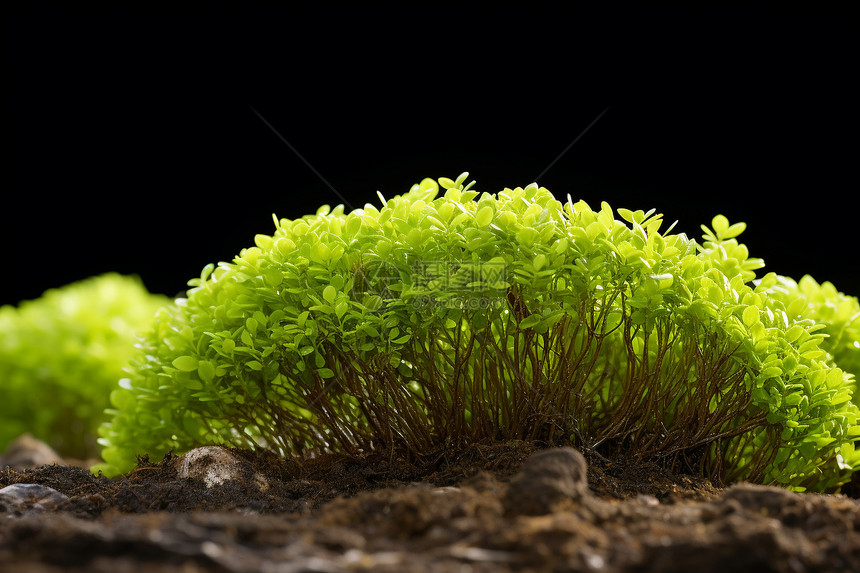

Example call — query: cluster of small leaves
[95,175,860,491]
[0,274,169,459]
[765,275,860,397]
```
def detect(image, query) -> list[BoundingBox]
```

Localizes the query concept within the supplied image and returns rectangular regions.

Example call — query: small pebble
[0,483,69,516]
[0,434,65,470]
[503,447,589,516]
[432,486,461,495]
[178,446,269,490]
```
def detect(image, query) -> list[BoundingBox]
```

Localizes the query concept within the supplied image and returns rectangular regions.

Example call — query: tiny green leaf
[742,305,760,327]
[172,356,198,372]
[197,360,216,383]
[475,206,494,227]
[323,285,337,304]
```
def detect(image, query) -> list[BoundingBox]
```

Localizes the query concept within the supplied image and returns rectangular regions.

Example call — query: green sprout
[95,174,860,491]
[0,273,169,460]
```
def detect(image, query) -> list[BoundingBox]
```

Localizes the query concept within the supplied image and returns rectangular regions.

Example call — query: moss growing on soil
[96,174,860,493]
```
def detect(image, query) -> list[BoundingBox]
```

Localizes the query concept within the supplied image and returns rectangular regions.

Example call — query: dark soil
[3,440,860,572]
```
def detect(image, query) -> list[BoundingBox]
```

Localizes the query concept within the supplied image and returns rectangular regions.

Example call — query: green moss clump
[95,174,860,491]
[0,273,169,459]
[766,275,860,395]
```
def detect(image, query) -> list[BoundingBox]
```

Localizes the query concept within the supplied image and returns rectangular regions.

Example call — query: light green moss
[768,275,860,384]
[95,174,860,491]
[0,273,169,459]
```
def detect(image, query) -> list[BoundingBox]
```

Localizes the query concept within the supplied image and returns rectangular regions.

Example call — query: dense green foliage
[0,274,169,459]
[767,275,860,395]
[95,174,860,491]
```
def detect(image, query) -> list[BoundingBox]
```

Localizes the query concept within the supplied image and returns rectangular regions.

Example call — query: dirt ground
[3,439,860,572]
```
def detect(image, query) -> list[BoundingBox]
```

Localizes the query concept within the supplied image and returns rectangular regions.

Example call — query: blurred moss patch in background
[0,273,169,461]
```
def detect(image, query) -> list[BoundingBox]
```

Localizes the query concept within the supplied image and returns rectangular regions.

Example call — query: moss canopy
[0,273,169,459]
[767,275,860,395]
[96,174,860,491]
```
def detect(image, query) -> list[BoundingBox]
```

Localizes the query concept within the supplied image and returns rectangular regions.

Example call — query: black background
[5,9,858,305]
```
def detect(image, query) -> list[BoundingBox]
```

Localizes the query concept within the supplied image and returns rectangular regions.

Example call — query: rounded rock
[0,483,69,515]
[177,446,269,491]
[0,434,64,470]
[503,447,589,516]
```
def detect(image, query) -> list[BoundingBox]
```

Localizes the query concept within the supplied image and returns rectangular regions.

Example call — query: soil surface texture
[3,438,860,572]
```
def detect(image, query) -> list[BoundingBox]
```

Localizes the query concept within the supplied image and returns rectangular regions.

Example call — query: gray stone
[0,434,64,470]
[177,446,269,491]
[503,446,590,516]
[0,483,69,515]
